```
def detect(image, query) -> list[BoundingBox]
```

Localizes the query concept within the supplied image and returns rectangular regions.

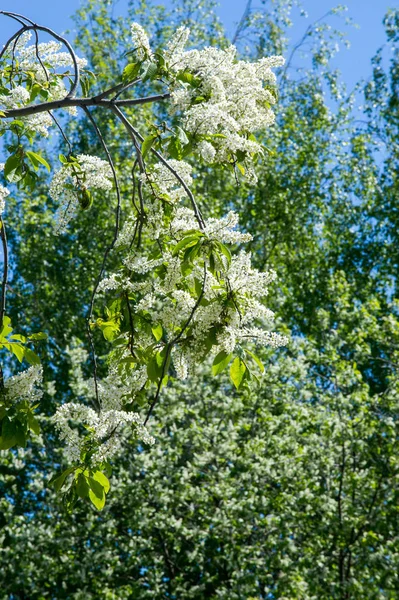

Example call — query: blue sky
[0,0,397,89]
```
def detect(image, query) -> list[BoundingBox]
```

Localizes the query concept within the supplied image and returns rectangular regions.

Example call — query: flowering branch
[0,15,288,511]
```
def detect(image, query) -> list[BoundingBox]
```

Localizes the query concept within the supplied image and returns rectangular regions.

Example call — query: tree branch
[0,93,171,119]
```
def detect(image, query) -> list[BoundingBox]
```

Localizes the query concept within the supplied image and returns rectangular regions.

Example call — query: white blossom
[53,402,154,465]
[4,366,43,406]
[139,159,193,204]
[130,23,152,60]
[50,154,113,233]
[164,30,284,174]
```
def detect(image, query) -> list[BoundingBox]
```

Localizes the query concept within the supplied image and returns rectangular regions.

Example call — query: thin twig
[82,106,122,412]
[0,218,9,390]
[48,112,73,155]
[0,218,9,329]
[111,107,205,230]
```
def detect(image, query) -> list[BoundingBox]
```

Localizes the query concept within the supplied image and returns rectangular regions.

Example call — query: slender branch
[82,106,122,413]
[111,108,205,230]
[0,218,9,328]
[93,79,141,102]
[0,218,9,390]
[232,0,252,45]
[47,112,73,155]
[0,26,26,63]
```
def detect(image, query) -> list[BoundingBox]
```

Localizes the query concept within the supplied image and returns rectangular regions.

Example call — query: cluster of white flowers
[0,163,10,215]
[54,402,154,465]
[52,342,154,464]
[0,85,30,108]
[0,86,56,137]
[0,32,87,135]
[3,366,43,406]
[140,159,193,204]
[50,154,113,233]
[15,32,87,75]
[163,27,284,181]
[130,23,152,61]
[102,193,287,381]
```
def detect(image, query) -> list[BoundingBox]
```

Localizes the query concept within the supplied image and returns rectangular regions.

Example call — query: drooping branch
[0,218,9,390]
[82,106,123,413]
[0,11,80,98]
[0,218,9,330]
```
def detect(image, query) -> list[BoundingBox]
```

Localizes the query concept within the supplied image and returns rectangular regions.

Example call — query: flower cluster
[3,365,43,406]
[97,151,287,391]
[50,154,113,233]
[0,31,87,135]
[164,27,285,182]
[130,23,152,61]
[54,402,154,465]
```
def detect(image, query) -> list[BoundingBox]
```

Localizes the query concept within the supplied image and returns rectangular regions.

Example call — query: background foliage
[1,0,399,598]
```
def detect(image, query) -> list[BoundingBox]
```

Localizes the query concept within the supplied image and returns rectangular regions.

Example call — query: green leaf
[0,316,13,340]
[29,83,42,102]
[76,473,90,498]
[97,319,120,342]
[93,470,110,494]
[10,334,27,343]
[245,349,265,373]
[230,357,247,389]
[88,477,106,510]
[172,235,201,256]
[183,242,201,265]
[167,137,183,160]
[141,135,157,158]
[122,62,140,82]
[9,342,25,363]
[216,242,232,266]
[176,71,201,87]
[152,323,163,342]
[25,151,50,172]
[209,252,216,276]
[27,412,40,435]
[28,332,48,341]
[236,163,246,176]
[147,356,163,382]
[142,62,158,82]
[4,154,24,183]
[176,126,189,145]
[49,466,76,492]
[212,351,233,376]
[14,420,27,447]
[0,417,16,450]
[23,347,41,365]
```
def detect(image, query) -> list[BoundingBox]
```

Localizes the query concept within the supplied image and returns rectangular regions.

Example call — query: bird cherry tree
[0,11,287,510]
